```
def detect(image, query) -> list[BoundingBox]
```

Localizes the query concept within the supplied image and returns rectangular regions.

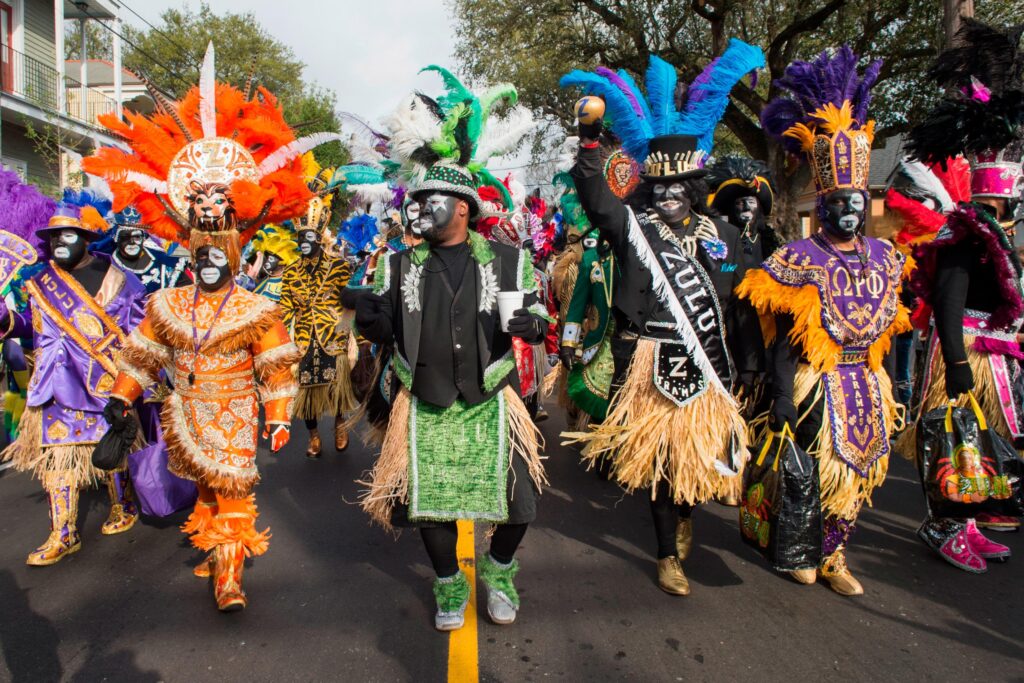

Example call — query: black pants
[650,480,694,559]
[421,522,529,578]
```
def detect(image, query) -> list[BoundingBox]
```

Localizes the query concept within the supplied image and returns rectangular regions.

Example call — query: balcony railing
[1,47,118,127]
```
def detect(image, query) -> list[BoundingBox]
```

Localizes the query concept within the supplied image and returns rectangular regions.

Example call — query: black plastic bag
[739,426,822,571]
[91,420,138,471]
[916,392,1024,518]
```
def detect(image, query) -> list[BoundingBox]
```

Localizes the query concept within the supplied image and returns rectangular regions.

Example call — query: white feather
[897,158,955,213]
[473,105,535,162]
[351,182,395,206]
[256,132,343,176]
[555,136,579,173]
[123,170,168,195]
[383,94,442,166]
[344,132,385,167]
[199,42,217,139]
[507,173,527,210]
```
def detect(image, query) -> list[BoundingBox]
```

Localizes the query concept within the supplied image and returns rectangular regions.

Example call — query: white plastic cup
[497,291,524,332]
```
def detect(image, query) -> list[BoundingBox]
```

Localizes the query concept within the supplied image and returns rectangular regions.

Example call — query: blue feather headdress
[560,39,764,169]
[337,213,380,255]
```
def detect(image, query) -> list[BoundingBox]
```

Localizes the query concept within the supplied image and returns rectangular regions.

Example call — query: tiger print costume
[279,252,356,452]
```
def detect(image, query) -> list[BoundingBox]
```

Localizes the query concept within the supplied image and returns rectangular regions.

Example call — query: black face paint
[50,229,89,270]
[298,229,321,259]
[194,246,232,292]
[116,229,147,262]
[261,253,281,276]
[417,193,460,245]
[822,189,867,241]
[651,182,691,226]
[732,196,760,229]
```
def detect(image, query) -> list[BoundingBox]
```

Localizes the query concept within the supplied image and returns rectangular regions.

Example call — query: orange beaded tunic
[111,285,301,497]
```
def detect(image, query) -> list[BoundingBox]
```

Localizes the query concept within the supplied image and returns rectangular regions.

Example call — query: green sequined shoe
[478,555,520,625]
[433,571,470,631]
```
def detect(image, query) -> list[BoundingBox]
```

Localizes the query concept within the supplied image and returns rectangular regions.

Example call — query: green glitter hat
[412,162,480,216]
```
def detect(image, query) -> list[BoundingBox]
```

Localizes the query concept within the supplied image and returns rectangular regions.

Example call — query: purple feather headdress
[761,46,881,198]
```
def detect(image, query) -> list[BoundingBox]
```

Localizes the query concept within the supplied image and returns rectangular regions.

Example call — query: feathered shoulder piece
[907,20,1024,201]
[762,46,880,195]
[560,39,764,163]
[885,156,971,250]
[82,42,341,247]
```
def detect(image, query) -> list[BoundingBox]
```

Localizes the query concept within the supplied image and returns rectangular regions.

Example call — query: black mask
[731,196,761,230]
[417,193,460,245]
[651,182,691,226]
[50,229,89,270]
[261,253,281,276]
[298,230,321,259]
[821,189,867,241]
[194,246,232,292]
[116,229,148,263]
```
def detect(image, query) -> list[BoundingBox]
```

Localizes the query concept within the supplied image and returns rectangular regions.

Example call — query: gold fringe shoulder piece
[148,287,283,355]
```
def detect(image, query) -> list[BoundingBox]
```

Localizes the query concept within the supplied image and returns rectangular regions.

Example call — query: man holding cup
[354,154,550,629]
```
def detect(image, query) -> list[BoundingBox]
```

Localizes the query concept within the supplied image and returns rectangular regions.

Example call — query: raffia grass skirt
[2,405,136,489]
[293,352,357,420]
[894,335,1013,459]
[791,364,894,520]
[563,338,746,505]
[359,385,548,529]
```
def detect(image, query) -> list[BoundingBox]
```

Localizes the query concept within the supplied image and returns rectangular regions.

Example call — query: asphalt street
[0,407,1020,682]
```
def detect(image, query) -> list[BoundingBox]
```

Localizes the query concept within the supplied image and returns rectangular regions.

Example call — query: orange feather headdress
[82,43,339,266]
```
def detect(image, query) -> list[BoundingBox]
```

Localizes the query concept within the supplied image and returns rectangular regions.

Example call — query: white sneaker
[484,585,518,625]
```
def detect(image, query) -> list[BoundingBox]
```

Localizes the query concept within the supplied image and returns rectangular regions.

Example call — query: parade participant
[738,46,910,595]
[84,43,328,611]
[108,207,190,294]
[560,39,764,595]
[1,199,147,565]
[248,224,299,303]
[358,69,546,630]
[279,179,356,458]
[559,223,615,425]
[903,20,1024,565]
[707,156,780,413]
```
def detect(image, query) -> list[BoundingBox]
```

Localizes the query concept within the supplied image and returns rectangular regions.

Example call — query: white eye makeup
[59,230,80,244]
[849,193,866,211]
[302,231,317,242]
[207,248,228,267]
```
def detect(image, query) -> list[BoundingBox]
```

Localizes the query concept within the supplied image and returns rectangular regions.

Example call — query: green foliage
[451,0,1024,237]
[115,2,344,170]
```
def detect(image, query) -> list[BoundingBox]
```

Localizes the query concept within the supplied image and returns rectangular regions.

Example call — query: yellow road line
[447,519,479,683]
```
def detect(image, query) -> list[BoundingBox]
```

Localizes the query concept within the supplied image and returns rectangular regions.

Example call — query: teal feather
[677,38,764,154]
[559,69,653,162]
[645,56,678,138]
[327,164,385,191]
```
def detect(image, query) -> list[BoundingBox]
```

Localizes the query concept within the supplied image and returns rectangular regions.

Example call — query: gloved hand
[945,361,974,398]
[102,397,133,430]
[578,117,603,143]
[263,423,291,453]
[507,308,541,341]
[736,371,757,396]
[355,292,388,331]
[770,396,797,432]
[559,345,577,370]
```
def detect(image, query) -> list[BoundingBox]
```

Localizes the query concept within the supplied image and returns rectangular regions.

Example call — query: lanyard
[189,282,234,386]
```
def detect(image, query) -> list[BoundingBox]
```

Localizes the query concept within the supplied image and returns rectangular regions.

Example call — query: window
[2,156,27,180]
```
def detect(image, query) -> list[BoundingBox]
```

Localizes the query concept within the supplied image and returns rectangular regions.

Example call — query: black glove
[355,292,388,330]
[737,371,757,395]
[102,397,133,430]
[578,118,603,142]
[945,361,974,398]
[559,345,576,370]
[769,396,797,432]
[507,308,541,341]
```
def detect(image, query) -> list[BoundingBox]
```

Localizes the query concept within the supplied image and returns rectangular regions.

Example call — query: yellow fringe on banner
[563,338,746,504]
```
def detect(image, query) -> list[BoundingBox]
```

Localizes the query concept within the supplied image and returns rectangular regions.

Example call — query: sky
[122,0,541,183]
[125,0,460,124]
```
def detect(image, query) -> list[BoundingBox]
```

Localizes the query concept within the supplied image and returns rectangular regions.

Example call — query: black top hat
[640,135,708,182]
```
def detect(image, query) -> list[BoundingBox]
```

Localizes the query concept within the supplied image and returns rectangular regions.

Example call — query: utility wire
[118,0,200,69]
[79,6,194,92]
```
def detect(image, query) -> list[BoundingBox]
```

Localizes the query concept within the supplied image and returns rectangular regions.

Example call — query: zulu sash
[27,264,126,380]
[633,212,732,406]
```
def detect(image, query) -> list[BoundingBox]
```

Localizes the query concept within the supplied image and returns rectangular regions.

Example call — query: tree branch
[767,0,846,72]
